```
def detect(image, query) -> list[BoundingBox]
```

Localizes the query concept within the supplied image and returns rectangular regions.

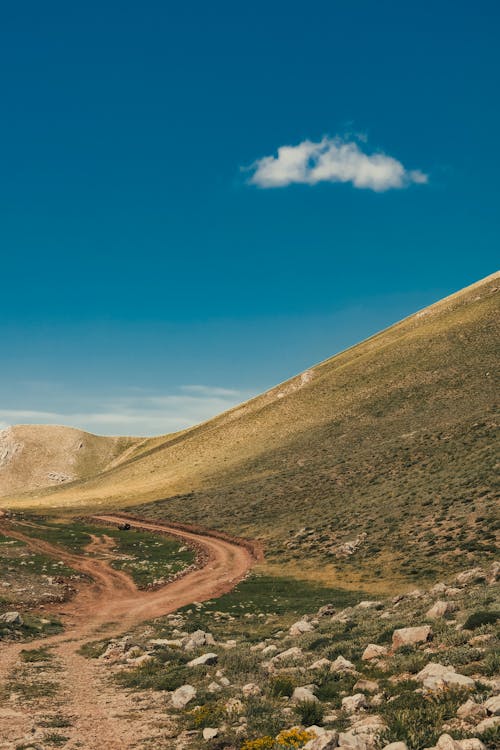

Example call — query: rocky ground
[3,560,495,750]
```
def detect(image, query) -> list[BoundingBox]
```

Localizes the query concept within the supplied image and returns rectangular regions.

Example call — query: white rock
[187,652,218,667]
[475,716,500,733]
[271,646,303,663]
[357,601,381,610]
[382,744,409,750]
[426,600,457,619]
[184,630,215,651]
[208,681,221,693]
[289,619,314,636]
[456,699,486,721]
[354,679,379,693]
[171,684,196,709]
[0,611,23,626]
[341,693,367,713]
[310,658,332,671]
[261,644,278,656]
[416,662,474,690]
[361,644,387,661]
[331,655,355,672]
[304,729,339,750]
[392,625,432,649]
[484,695,500,715]
[203,728,219,740]
[292,686,319,703]
[338,731,367,749]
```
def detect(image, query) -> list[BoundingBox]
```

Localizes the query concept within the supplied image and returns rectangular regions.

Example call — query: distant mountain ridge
[2,272,498,588]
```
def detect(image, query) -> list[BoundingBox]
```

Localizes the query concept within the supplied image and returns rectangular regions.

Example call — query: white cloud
[248,136,428,191]
[0,385,255,437]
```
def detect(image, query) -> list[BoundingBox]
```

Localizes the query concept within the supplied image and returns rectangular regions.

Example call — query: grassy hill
[0,424,140,498]
[2,272,499,590]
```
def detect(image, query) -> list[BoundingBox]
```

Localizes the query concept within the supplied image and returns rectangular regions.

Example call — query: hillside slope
[3,272,499,587]
[0,424,140,498]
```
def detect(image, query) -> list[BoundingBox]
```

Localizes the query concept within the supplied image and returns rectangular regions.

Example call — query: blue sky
[1,1,498,435]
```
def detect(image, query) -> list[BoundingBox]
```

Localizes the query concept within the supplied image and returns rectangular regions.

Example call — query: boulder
[361,644,388,661]
[455,568,485,586]
[184,630,215,651]
[356,601,382,610]
[310,658,332,671]
[426,600,457,619]
[456,699,486,721]
[290,619,315,636]
[484,695,500,715]
[341,693,368,713]
[382,744,408,750]
[317,604,336,617]
[261,644,278,656]
[187,652,218,667]
[0,611,23,627]
[292,686,319,703]
[392,625,432,649]
[416,662,474,690]
[331,655,355,672]
[171,684,196,709]
[338,731,367,749]
[436,735,486,750]
[304,729,339,750]
[475,716,500,734]
[271,646,303,663]
[202,728,219,740]
[354,679,379,693]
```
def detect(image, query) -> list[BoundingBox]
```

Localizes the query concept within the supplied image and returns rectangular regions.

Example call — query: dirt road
[0,514,258,749]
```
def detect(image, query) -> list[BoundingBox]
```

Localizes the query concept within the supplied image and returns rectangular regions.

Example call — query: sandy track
[0,514,258,749]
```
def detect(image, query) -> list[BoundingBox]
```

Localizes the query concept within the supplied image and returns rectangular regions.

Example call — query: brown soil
[0,514,257,749]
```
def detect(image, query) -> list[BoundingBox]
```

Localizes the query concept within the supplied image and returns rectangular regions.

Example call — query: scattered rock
[242,682,261,697]
[392,625,432,649]
[484,695,500,715]
[171,684,196,709]
[331,655,356,672]
[270,647,303,663]
[187,652,218,667]
[317,604,336,617]
[362,644,388,661]
[292,686,319,703]
[416,662,475,690]
[310,658,332,671]
[455,568,485,586]
[341,693,368,713]
[304,729,339,750]
[289,619,314,636]
[474,716,500,734]
[382,744,408,750]
[456,699,486,721]
[338,731,367,749]
[354,679,379,693]
[184,630,215,651]
[425,600,457,619]
[202,728,218,740]
[0,611,23,626]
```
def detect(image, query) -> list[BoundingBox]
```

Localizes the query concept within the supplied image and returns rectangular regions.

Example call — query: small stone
[208,681,221,693]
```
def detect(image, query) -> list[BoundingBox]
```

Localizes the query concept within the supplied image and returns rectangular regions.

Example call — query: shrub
[294,700,324,726]
[241,738,275,750]
[276,728,316,748]
[463,610,500,630]
[269,675,297,698]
